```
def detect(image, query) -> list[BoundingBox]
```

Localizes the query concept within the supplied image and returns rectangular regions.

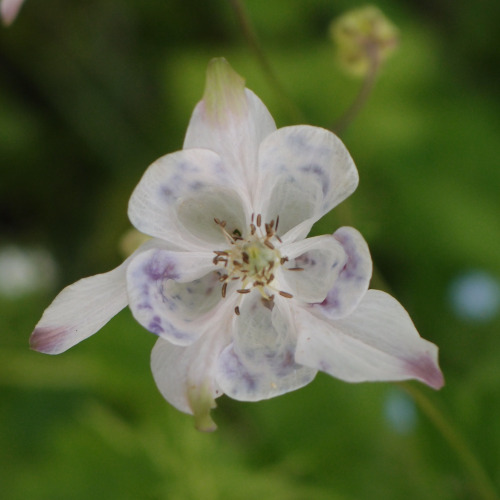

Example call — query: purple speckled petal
[295,290,444,390]
[128,148,248,250]
[127,248,223,345]
[255,126,358,243]
[278,234,347,303]
[216,292,316,401]
[30,239,162,355]
[183,58,276,196]
[314,226,372,319]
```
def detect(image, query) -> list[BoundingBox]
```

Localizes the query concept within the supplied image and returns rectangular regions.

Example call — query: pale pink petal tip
[30,326,70,355]
[1,0,25,26]
[406,353,445,390]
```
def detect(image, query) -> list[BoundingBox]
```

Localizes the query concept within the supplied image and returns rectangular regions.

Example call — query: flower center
[213,214,295,314]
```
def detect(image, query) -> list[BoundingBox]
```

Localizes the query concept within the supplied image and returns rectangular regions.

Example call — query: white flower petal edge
[151,317,230,432]
[315,226,372,319]
[30,239,160,355]
[295,290,444,389]
[216,292,317,401]
[183,58,276,198]
[127,248,221,345]
[128,148,248,250]
[277,234,347,303]
[256,125,359,243]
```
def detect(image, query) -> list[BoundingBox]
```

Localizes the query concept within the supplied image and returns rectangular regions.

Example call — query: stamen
[235,306,240,315]
[275,234,283,243]
[275,215,280,231]
[213,214,285,305]
[287,267,304,271]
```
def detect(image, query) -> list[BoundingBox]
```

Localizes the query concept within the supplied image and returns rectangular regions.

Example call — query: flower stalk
[227,0,304,123]
[400,383,499,500]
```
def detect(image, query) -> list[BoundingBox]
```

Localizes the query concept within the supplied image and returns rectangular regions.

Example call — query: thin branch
[228,0,305,123]
[332,57,380,134]
[400,383,499,500]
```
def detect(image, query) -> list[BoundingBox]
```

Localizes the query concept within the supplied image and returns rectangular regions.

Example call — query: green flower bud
[330,5,399,77]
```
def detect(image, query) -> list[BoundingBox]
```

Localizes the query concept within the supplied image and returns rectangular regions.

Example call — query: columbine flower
[30,58,443,431]
[1,0,25,26]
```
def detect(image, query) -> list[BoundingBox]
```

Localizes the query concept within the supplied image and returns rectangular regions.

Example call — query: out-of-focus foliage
[1,1,500,499]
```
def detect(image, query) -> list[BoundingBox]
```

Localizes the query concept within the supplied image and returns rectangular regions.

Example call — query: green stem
[400,383,499,500]
[227,0,304,123]
[332,56,380,134]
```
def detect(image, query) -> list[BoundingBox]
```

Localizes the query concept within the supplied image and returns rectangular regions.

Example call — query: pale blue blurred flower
[384,388,417,434]
[448,271,500,322]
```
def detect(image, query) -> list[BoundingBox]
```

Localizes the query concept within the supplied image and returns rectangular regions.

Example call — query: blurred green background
[1,0,500,498]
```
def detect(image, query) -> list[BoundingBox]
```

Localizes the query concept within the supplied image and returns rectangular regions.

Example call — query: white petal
[216,292,316,401]
[295,290,444,389]
[184,59,276,196]
[314,227,372,318]
[127,248,222,345]
[151,321,230,432]
[256,126,358,241]
[30,239,162,355]
[128,148,248,249]
[278,235,347,303]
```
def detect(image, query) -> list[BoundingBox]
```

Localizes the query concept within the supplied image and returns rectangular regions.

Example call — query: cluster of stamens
[212,213,304,315]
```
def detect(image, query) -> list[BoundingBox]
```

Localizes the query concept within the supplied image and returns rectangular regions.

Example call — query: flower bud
[330,5,399,77]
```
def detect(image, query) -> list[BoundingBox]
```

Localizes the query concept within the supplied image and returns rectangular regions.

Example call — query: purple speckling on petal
[144,253,179,281]
[299,164,329,196]
[189,181,204,191]
[220,347,258,393]
[275,349,298,377]
[148,319,165,335]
